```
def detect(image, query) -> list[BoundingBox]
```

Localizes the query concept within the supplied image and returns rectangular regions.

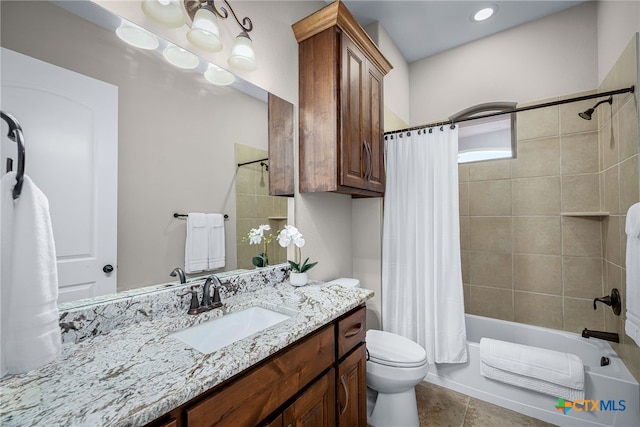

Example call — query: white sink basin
[171,306,291,354]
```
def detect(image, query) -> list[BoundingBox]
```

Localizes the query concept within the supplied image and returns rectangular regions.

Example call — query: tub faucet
[581,328,620,343]
[593,288,621,316]
[170,267,186,284]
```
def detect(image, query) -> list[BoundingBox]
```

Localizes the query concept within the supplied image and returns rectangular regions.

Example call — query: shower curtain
[382,127,467,364]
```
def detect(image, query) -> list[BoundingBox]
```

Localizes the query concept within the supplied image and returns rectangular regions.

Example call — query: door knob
[103,264,114,274]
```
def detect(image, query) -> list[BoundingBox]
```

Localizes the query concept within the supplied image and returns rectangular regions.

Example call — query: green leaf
[288,260,300,271]
[299,260,318,273]
[252,255,267,267]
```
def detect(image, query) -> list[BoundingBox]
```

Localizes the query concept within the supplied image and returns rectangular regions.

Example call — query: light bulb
[141,0,186,28]
[227,32,256,71]
[187,6,223,52]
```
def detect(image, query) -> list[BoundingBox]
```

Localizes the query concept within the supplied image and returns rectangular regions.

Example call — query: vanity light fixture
[227,31,256,71]
[116,20,159,50]
[472,6,496,22]
[163,44,200,69]
[141,0,257,71]
[187,4,223,52]
[204,63,235,85]
[141,0,186,28]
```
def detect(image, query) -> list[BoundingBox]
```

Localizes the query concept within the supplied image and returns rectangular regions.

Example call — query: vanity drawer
[337,306,366,359]
[185,324,334,427]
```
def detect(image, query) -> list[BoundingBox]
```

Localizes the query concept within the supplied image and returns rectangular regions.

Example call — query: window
[450,102,517,164]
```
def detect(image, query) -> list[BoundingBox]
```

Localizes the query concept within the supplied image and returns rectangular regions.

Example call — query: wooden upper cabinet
[293,0,392,197]
[268,93,295,197]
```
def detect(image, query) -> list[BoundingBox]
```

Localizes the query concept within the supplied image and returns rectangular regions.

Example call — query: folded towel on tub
[480,338,584,401]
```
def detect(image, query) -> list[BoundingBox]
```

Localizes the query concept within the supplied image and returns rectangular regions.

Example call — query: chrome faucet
[179,275,223,315]
[170,267,186,284]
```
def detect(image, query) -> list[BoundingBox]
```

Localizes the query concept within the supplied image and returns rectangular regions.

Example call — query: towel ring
[1,111,25,200]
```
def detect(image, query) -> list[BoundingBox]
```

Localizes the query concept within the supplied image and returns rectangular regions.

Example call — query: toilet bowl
[366,329,428,427]
[331,278,429,427]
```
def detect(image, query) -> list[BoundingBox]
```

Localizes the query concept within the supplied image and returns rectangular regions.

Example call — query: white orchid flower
[276,224,317,274]
[278,225,305,248]
[247,224,271,245]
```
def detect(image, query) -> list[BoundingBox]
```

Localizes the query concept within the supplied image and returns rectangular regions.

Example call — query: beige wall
[235,144,287,269]
[597,1,640,84]
[599,36,640,381]
[409,2,598,125]
[459,34,640,382]
[460,92,603,328]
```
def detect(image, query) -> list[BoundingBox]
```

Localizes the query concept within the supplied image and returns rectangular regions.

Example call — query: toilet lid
[366,330,428,368]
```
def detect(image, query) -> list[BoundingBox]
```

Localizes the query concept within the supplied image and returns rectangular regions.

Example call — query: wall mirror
[0,0,293,305]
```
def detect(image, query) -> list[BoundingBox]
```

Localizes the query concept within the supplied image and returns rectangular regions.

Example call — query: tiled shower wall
[235,144,287,270]
[599,37,640,380]
[460,35,639,381]
[459,89,607,331]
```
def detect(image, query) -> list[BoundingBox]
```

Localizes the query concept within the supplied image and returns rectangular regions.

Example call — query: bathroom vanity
[0,266,372,426]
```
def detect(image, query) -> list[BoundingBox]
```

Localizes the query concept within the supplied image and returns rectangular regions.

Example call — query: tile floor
[415,381,556,426]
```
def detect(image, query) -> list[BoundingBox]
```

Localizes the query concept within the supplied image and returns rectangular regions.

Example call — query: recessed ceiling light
[473,6,496,22]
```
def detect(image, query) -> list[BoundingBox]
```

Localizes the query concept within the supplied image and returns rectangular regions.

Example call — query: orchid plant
[245,224,273,267]
[277,225,317,273]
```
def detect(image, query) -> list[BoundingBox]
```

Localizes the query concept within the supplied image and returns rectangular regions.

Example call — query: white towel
[480,338,584,401]
[1,172,61,377]
[184,213,208,273]
[207,214,225,270]
[625,202,640,346]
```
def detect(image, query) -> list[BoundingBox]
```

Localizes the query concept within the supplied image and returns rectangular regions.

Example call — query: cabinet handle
[339,374,349,416]
[344,323,363,338]
[363,140,371,181]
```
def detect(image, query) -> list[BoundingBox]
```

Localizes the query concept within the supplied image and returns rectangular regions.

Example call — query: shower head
[578,96,612,120]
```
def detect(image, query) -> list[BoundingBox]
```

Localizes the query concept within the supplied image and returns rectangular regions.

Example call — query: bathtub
[425,314,639,426]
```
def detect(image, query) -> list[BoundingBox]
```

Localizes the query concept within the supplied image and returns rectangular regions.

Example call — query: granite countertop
[0,280,373,426]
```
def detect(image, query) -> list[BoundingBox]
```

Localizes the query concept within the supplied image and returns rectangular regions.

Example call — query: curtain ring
[407,131,411,137]
[439,126,444,131]
[429,128,433,134]
[450,124,456,129]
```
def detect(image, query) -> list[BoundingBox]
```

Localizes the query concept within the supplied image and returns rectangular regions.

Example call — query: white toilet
[331,278,429,427]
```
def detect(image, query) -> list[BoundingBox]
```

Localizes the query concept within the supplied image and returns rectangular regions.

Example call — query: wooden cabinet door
[340,34,385,195]
[363,63,385,193]
[340,34,367,191]
[337,345,367,427]
[283,369,336,427]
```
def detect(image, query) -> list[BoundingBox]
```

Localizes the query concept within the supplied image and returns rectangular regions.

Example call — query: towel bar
[173,213,229,220]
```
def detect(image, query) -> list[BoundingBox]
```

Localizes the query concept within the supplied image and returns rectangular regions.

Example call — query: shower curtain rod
[237,157,268,168]
[384,85,635,136]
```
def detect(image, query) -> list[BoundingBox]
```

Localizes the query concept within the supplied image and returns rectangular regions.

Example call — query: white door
[1,48,118,303]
